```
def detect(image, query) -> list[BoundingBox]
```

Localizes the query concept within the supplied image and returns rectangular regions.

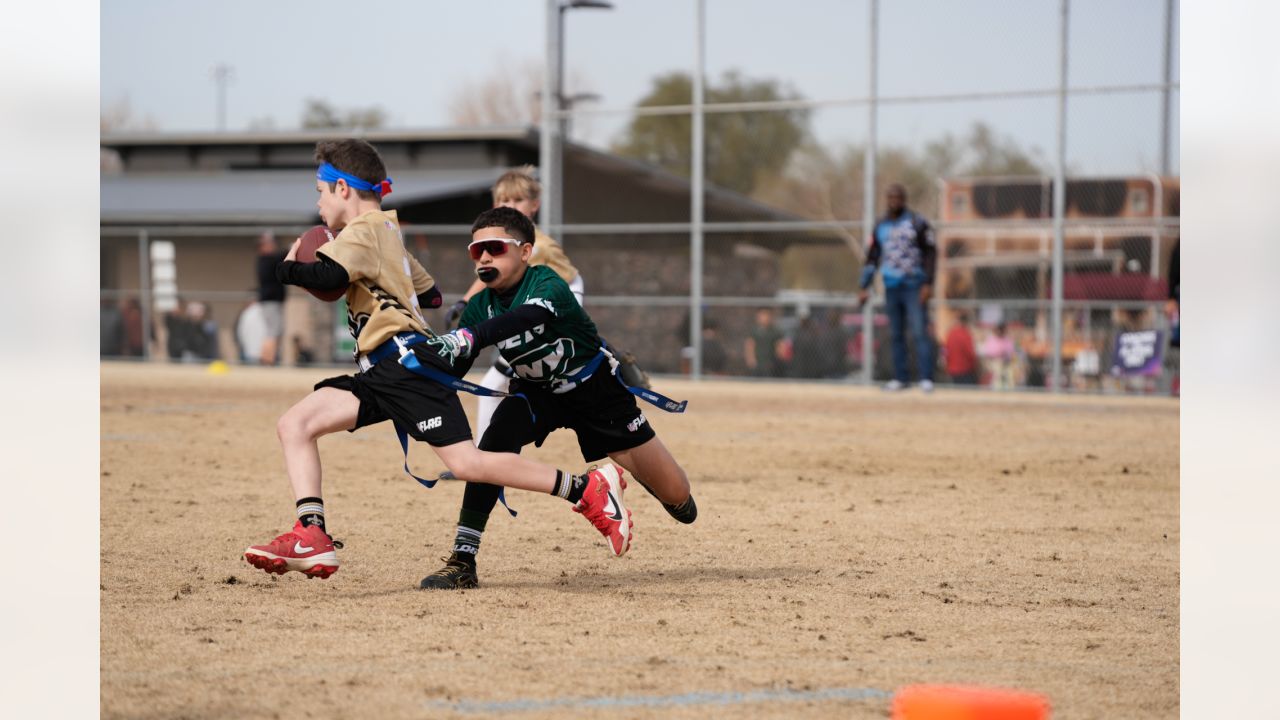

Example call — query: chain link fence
[100,215,1178,395]
[99,1,1179,395]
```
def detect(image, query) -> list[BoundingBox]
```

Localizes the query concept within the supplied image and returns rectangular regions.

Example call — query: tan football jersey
[316,209,437,355]
[529,229,578,284]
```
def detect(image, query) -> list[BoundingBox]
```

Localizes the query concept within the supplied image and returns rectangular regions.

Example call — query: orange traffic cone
[892,684,1050,719]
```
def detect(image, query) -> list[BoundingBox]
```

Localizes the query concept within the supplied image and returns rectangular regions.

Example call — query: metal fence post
[861,301,874,385]
[1050,0,1070,392]
[690,0,706,380]
[1160,0,1174,177]
[860,0,879,387]
[540,0,559,235]
[137,229,151,361]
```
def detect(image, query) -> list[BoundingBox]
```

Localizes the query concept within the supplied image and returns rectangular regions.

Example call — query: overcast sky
[101,0,1179,175]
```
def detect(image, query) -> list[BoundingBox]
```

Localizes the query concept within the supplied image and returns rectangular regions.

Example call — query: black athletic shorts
[481,367,655,462]
[315,345,471,447]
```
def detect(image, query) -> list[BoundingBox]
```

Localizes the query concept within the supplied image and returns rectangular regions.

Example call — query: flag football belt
[601,343,689,413]
[358,331,520,517]
[498,343,689,414]
[359,332,689,517]
[357,331,430,370]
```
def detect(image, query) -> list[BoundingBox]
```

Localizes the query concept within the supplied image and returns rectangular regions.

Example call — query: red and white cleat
[574,464,633,557]
[244,521,340,579]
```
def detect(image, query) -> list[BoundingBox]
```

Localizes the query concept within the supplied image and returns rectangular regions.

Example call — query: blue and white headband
[317,162,393,197]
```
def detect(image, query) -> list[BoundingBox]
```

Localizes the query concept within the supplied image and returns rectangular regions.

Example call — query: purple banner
[1110,330,1165,377]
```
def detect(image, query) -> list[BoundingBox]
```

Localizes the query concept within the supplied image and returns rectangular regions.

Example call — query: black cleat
[419,553,479,590]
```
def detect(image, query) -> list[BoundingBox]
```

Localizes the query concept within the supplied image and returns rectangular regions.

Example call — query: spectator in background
[823,311,851,379]
[234,299,261,364]
[1166,239,1179,348]
[185,301,219,360]
[101,297,124,357]
[121,297,145,357]
[859,184,938,393]
[789,314,826,379]
[1166,239,1179,396]
[164,297,192,361]
[980,322,1017,390]
[701,321,728,375]
[744,307,784,378]
[293,335,316,367]
[256,231,288,366]
[944,311,979,385]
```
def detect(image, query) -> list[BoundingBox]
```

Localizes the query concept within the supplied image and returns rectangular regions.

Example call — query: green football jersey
[461,265,601,388]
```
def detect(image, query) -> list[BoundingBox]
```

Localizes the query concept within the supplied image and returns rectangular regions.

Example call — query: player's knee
[664,482,692,506]
[443,452,483,482]
[276,413,299,445]
[667,466,692,502]
[638,466,690,505]
[276,410,313,445]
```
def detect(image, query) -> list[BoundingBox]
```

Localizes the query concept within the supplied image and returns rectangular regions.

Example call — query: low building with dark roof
[101,127,850,370]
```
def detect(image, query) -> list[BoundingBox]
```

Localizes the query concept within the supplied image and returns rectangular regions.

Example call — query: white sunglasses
[467,237,526,259]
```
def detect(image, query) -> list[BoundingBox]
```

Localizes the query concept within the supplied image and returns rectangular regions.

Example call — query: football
[295,225,345,302]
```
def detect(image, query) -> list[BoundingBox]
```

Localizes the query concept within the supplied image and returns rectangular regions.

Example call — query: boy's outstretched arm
[465,304,556,349]
[430,304,556,366]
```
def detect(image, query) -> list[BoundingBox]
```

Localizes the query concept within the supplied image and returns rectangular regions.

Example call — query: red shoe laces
[576,491,613,534]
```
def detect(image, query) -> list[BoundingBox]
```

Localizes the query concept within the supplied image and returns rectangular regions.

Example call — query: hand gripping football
[296,226,345,302]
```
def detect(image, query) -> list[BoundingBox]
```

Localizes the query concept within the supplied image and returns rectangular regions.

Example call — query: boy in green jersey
[422,207,697,589]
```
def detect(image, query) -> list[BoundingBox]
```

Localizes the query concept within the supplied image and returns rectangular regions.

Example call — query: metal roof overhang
[100,167,507,225]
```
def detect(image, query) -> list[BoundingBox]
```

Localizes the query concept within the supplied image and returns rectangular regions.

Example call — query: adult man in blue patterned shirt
[858,184,938,392]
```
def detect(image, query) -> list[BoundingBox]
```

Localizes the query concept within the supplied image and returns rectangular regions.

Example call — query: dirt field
[100,362,1178,719]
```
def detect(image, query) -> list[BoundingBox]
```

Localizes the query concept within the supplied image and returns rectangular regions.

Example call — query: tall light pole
[562,92,601,139]
[690,0,705,379]
[1159,0,1174,176]
[1050,0,1069,393]
[211,63,235,132]
[545,0,612,236]
[860,0,879,386]
[540,1,557,232]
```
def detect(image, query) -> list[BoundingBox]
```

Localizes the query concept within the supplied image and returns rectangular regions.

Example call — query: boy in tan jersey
[316,198,436,355]
[243,140,634,580]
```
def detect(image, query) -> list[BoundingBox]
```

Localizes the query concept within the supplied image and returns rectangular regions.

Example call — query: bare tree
[755,121,1047,254]
[101,96,158,172]
[448,63,544,127]
[446,59,599,143]
[300,99,386,130]
[101,95,158,133]
[247,116,277,131]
